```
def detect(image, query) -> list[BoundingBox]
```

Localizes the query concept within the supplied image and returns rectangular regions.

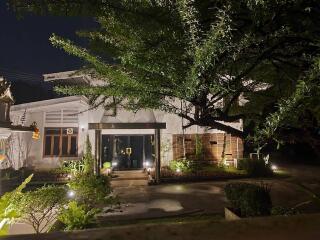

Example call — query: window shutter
[62,109,79,124]
[45,109,78,124]
[45,110,62,123]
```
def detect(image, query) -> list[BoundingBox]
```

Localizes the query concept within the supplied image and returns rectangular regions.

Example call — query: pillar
[94,129,101,175]
[155,128,161,183]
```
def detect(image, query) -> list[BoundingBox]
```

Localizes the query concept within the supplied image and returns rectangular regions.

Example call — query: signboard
[66,128,74,135]
[125,147,132,156]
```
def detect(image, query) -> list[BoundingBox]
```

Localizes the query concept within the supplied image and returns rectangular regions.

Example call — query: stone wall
[172,133,243,162]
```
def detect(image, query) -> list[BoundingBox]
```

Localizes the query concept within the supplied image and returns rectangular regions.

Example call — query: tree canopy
[9,0,320,149]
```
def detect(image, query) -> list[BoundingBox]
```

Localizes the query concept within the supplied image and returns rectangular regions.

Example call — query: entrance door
[101,135,153,170]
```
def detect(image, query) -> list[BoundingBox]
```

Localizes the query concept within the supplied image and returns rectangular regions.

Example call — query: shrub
[225,182,272,217]
[169,159,192,173]
[0,167,21,179]
[68,173,111,207]
[194,135,204,161]
[58,201,99,230]
[0,174,33,236]
[237,158,273,177]
[60,160,85,175]
[83,135,95,174]
[15,185,67,233]
[271,206,298,216]
[103,162,111,169]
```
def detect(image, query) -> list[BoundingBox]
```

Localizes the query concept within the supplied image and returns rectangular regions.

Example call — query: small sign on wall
[66,128,74,135]
[0,139,6,161]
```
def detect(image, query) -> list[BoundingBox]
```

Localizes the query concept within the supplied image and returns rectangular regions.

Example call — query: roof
[11,96,89,112]
[43,70,90,85]
[43,70,106,86]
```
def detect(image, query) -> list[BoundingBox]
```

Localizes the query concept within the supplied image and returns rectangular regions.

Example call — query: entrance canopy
[88,122,166,130]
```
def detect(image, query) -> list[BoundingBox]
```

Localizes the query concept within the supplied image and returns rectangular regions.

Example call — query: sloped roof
[11,96,88,112]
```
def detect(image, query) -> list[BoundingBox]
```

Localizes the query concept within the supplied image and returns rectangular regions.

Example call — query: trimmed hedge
[237,159,273,177]
[225,182,272,217]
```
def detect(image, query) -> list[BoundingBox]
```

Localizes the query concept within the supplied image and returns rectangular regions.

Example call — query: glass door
[101,134,153,170]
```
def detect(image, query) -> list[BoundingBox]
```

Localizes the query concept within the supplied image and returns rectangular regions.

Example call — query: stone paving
[8,163,320,234]
[100,181,227,221]
[101,164,320,221]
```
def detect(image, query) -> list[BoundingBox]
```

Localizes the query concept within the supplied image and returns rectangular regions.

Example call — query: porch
[88,122,166,183]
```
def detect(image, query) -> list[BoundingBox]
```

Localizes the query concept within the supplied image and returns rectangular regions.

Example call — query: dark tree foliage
[9,0,320,151]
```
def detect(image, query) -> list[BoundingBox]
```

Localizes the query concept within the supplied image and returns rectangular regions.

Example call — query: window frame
[43,127,78,157]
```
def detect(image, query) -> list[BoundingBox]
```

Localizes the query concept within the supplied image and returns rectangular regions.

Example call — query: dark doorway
[101,135,154,170]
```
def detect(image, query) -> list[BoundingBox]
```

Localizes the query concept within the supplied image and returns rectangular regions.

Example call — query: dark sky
[0,0,95,83]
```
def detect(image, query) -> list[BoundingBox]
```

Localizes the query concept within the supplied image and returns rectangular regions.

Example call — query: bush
[58,201,99,230]
[237,158,273,177]
[68,173,111,207]
[57,136,94,177]
[271,206,298,216]
[225,182,272,217]
[59,160,85,175]
[103,162,111,169]
[82,135,95,174]
[169,159,192,173]
[15,185,67,233]
[0,175,33,236]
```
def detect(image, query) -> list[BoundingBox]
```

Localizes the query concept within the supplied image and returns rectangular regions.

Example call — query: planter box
[224,207,241,221]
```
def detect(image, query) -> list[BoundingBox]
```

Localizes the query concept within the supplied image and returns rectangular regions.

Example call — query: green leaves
[58,201,99,231]
[0,174,33,236]
[11,0,320,140]
[15,185,67,233]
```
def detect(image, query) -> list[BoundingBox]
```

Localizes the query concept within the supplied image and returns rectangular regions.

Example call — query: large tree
[9,0,320,147]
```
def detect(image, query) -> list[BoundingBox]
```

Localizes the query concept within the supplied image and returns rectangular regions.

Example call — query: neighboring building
[0,77,33,169]
[9,71,244,173]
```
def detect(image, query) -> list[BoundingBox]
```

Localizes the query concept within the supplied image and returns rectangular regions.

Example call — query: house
[9,71,244,178]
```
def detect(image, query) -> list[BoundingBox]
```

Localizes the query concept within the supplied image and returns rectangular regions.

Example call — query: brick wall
[172,133,243,162]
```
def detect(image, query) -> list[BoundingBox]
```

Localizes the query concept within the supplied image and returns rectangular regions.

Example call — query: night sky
[0,0,96,103]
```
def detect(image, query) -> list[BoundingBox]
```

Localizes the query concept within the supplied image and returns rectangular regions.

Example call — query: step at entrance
[111,170,149,187]
[112,170,148,180]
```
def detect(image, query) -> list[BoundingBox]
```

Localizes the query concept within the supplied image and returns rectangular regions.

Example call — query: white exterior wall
[10,96,243,170]
[10,97,89,169]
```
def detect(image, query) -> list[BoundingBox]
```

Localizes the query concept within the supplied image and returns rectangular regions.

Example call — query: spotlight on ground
[271,164,278,171]
[67,190,75,198]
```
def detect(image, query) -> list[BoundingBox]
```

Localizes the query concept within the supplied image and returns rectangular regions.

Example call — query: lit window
[44,128,78,157]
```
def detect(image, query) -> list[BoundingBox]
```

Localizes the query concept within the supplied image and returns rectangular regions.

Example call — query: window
[44,128,78,157]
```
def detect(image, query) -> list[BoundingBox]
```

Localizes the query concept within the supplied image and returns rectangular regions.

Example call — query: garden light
[176,168,181,173]
[144,161,151,167]
[67,190,75,198]
[271,164,278,171]
[147,167,152,173]
[112,161,118,167]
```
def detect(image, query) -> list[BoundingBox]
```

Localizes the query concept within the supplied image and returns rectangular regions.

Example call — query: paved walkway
[100,164,320,221]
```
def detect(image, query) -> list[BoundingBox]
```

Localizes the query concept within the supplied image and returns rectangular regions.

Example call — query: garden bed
[152,166,248,183]
[32,171,70,182]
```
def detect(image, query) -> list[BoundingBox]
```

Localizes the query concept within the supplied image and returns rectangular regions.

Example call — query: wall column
[155,128,161,183]
[94,129,101,175]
